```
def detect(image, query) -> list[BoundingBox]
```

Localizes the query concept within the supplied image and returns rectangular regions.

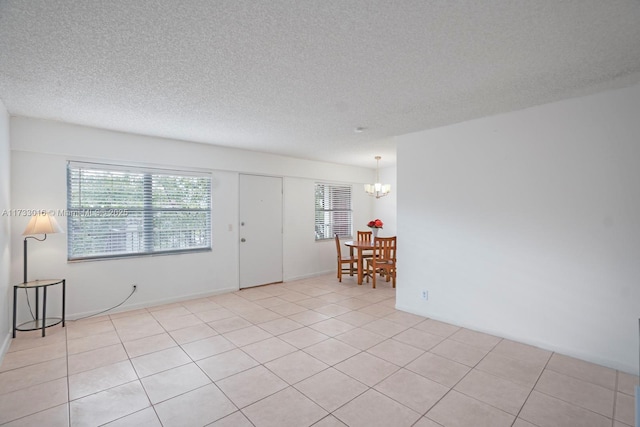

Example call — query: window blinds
[314,183,352,240]
[67,161,211,260]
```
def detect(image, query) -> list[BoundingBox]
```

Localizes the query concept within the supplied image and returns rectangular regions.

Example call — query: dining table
[344,240,375,285]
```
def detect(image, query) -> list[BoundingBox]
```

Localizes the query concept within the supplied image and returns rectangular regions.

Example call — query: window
[315,183,352,240]
[67,161,211,260]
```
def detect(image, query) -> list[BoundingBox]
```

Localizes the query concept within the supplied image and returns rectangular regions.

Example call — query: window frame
[314,182,353,241]
[66,161,212,261]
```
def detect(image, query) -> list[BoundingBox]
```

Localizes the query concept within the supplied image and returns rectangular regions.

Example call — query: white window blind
[315,183,352,240]
[67,161,211,260]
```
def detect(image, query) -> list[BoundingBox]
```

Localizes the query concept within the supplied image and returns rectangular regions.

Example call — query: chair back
[373,236,396,262]
[334,233,343,258]
[357,230,372,242]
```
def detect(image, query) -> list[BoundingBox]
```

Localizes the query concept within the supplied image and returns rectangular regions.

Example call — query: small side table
[13,279,66,338]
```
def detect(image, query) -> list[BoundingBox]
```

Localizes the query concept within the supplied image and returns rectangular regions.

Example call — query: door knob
[241,238,246,242]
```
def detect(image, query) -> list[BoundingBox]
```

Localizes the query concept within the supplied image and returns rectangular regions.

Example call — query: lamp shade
[22,213,64,236]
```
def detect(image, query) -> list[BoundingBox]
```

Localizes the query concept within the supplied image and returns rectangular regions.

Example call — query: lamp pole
[23,235,47,283]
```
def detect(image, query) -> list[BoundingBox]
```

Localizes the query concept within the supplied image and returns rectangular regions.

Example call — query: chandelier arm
[365,155,390,199]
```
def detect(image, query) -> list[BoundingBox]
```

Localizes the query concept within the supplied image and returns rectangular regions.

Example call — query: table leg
[42,287,47,337]
[12,286,17,338]
[348,247,355,276]
[357,248,363,285]
[62,280,66,328]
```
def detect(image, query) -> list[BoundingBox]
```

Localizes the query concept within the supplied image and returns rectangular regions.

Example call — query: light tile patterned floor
[0,274,637,427]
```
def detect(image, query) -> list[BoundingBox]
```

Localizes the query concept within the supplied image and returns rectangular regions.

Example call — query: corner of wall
[0,99,11,366]
[0,332,10,364]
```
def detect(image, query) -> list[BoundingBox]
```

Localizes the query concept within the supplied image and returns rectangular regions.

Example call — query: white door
[239,174,283,288]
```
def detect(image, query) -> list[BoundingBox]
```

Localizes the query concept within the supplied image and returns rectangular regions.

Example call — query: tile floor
[0,274,637,427]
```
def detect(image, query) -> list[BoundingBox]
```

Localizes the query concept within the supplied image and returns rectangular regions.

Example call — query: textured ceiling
[1,1,639,167]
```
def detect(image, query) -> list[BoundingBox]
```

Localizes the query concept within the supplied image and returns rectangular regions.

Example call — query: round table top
[15,279,64,288]
[344,240,374,249]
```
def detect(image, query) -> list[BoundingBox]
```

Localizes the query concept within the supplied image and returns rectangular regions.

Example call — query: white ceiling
[1,1,639,168]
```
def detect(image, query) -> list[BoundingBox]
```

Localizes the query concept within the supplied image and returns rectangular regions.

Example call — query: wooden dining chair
[356,230,374,260]
[357,230,372,242]
[335,233,358,282]
[365,236,396,288]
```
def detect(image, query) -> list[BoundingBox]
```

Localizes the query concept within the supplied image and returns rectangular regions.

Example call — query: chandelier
[364,156,390,199]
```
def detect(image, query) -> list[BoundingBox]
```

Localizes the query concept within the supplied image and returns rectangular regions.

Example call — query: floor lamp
[23,213,63,283]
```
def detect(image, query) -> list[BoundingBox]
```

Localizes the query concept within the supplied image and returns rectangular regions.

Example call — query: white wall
[396,83,640,375]
[0,101,10,358]
[9,117,375,320]
[372,166,397,237]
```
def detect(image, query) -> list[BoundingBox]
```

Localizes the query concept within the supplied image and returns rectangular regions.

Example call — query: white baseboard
[67,286,239,320]
[395,303,638,375]
[0,331,11,367]
[635,385,639,427]
[284,270,334,282]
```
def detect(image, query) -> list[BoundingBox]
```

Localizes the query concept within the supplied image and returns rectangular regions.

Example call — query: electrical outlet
[421,290,428,300]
